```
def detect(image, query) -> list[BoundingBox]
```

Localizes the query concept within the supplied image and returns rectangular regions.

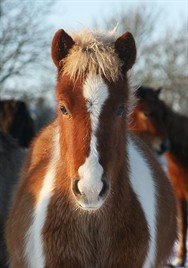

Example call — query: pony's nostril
[99,180,109,198]
[72,179,81,196]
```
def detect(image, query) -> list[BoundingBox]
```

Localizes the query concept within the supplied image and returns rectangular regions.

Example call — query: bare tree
[138,23,188,112]
[97,4,160,88]
[102,5,158,44]
[101,5,187,112]
[0,0,55,97]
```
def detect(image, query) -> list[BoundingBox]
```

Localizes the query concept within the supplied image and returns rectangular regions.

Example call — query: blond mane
[61,29,123,82]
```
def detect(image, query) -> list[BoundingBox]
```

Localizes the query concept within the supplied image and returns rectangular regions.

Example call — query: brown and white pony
[0,100,35,148]
[0,130,26,268]
[5,28,177,268]
[129,85,188,267]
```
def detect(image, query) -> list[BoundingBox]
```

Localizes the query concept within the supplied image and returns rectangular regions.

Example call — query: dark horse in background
[0,130,26,267]
[0,100,35,148]
[0,100,34,266]
[129,86,188,267]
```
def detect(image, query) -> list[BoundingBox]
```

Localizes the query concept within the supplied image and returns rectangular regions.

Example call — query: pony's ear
[51,29,75,68]
[115,32,136,73]
[135,86,145,100]
[156,87,162,96]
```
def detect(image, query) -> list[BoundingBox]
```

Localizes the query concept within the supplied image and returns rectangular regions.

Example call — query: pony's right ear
[51,29,75,68]
[115,32,136,73]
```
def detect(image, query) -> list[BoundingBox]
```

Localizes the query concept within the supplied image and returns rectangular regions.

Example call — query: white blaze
[78,74,109,206]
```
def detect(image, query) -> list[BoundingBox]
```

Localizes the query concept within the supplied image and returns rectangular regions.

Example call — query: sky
[49,0,187,33]
[1,0,187,102]
[42,0,188,108]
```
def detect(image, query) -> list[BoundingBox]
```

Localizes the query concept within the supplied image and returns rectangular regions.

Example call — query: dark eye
[116,105,125,117]
[60,105,69,116]
[144,111,151,118]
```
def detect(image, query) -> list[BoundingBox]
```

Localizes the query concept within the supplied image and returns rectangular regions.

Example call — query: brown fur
[5,123,55,267]
[129,85,188,266]
[61,29,123,82]
[132,134,177,267]
[5,30,177,268]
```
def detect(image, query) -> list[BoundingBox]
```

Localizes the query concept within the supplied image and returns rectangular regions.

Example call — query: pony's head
[51,28,136,210]
[129,86,169,154]
[0,100,35,147]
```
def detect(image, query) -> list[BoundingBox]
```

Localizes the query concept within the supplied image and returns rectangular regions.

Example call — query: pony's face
[56,75,128,210]
[129,87,169,154]
[52,28,136,210]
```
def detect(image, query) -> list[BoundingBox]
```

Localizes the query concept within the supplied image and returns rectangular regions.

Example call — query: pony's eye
[60,105,69,116]
[144,111,151,118]
[116,105,125,117]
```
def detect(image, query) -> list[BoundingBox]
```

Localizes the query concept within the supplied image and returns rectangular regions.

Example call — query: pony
[0,130,26,268]
[5,28,177,268]
[128,86,169,155]
[129,85,188,267]
[0,100,35,148]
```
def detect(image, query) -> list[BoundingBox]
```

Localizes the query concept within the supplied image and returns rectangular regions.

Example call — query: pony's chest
[25,188,148,268]
[40,204,147,268]
[42,211,109,266]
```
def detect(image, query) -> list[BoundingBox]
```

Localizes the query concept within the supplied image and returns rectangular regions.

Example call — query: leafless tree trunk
[0,0,55,96]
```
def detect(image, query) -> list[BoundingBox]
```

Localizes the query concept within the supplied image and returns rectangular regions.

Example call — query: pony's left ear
[115,32,136,73]
[51,29,75,68]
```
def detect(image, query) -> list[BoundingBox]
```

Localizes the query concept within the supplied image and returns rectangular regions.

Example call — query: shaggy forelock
[60,29,123,82]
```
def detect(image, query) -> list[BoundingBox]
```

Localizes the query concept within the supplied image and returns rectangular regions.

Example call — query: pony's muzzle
[72,178,109,210]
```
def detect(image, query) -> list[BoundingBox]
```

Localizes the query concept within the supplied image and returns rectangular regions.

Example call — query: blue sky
[50,0,187,32]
